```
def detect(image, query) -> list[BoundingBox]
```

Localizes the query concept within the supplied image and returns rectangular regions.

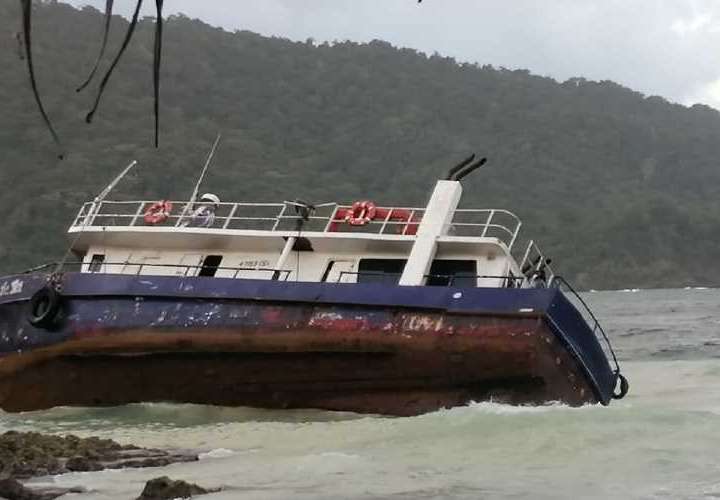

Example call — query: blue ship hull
[0,272,619,415]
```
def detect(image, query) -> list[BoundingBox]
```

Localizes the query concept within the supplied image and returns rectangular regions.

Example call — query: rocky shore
[0,431,214,499]
[136,476,219,500]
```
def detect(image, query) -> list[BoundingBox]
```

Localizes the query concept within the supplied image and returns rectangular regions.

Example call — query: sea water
[3,289,720,499]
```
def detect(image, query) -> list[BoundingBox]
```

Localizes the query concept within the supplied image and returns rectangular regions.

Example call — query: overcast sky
[65,0,720,110]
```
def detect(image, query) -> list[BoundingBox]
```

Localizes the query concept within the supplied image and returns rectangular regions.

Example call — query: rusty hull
[0,310,595,416]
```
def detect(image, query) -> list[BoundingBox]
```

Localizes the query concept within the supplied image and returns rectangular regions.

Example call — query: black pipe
[453,157,487,181]
[444,154,475,180]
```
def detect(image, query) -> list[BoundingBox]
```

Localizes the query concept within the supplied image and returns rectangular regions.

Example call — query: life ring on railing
[143,200,173,225]
[344,200,376,226]
[612,372,629,400]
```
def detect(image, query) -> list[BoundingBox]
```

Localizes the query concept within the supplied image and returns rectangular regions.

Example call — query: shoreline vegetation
[2,1,720,290]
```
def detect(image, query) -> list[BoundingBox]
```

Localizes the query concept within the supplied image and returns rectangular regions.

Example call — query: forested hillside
[2,0,720,289]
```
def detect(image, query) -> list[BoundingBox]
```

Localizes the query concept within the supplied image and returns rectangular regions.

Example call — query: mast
[176,133,222,226]
[85,159,139,225]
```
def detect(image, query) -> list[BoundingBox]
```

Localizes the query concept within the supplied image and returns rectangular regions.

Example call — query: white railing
[69,260,292,280]
[519,240,555,286]
[70,200,524,247]
[450,209,522,250]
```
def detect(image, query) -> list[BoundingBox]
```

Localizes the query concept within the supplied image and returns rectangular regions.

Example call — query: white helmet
[200,193,220,205]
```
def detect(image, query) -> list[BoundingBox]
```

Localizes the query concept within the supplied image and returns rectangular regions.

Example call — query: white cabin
[67,179,553,289]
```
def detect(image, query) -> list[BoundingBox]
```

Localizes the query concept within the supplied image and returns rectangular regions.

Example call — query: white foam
[199,448,236,459]
[436,401,602,416]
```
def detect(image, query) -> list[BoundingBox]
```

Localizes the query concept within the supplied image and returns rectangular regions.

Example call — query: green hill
[2,0,720,289]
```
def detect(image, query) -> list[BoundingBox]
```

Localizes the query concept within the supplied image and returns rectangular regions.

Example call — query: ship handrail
[335,271,403,283]
[335,271,527,287]
[36,260,293,280]
[549,275,621,375]
[422,274,526,287]
[518,240,555,284]
[70,200,524,249]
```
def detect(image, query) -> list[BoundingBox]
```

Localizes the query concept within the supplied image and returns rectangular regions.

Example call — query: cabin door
[322,260,356,283]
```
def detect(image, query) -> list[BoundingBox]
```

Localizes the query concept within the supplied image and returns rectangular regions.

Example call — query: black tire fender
[28,286,63,330]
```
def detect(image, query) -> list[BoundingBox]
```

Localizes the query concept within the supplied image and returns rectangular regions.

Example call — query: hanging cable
[19,0,64,159]
[152,0,164,147]
[85,0,143,125]
[76,0,114,92]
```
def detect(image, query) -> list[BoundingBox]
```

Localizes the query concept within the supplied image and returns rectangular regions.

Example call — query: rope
[76,0,114,92]
[19,0,64,159]
[85,0,143,124]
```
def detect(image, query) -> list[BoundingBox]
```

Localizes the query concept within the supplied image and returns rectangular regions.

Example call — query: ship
[0,154,627,416]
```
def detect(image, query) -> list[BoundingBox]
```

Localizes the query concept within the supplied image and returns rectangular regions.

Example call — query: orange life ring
[144,200,173,225]
[345,200,376,226]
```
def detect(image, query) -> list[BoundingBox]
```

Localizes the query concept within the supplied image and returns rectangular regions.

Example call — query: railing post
[223,203,239,229]
[509,221,521,251]
[323,205,340,233]
[274,236,297,280]
[272,204,287,231]
[402,210,416,236]
[129,202,146,227]
[89,201,104,226]
[480,209,494,237]
[519,240,534,272]
[379,208,392,234]
[79,203,93,226]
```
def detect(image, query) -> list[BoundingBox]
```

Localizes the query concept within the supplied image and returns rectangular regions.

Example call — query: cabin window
[199,255,223,277]
[426,260,477,287]
[357,259,407,284]
[88,254,105,273]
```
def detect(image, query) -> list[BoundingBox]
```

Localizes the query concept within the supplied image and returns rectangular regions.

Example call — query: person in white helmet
[181,193,220,228]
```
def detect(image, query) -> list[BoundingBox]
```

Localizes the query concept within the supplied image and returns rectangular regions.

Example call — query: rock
[0,478,83,500]
[0,431,198,480]
[0,478,33,500]
[65,456,102,472]
[136,476,218,500]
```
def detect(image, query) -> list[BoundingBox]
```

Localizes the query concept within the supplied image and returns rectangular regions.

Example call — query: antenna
[84,159,139,225]
[94,160,139,204]
[176,133,222,225]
